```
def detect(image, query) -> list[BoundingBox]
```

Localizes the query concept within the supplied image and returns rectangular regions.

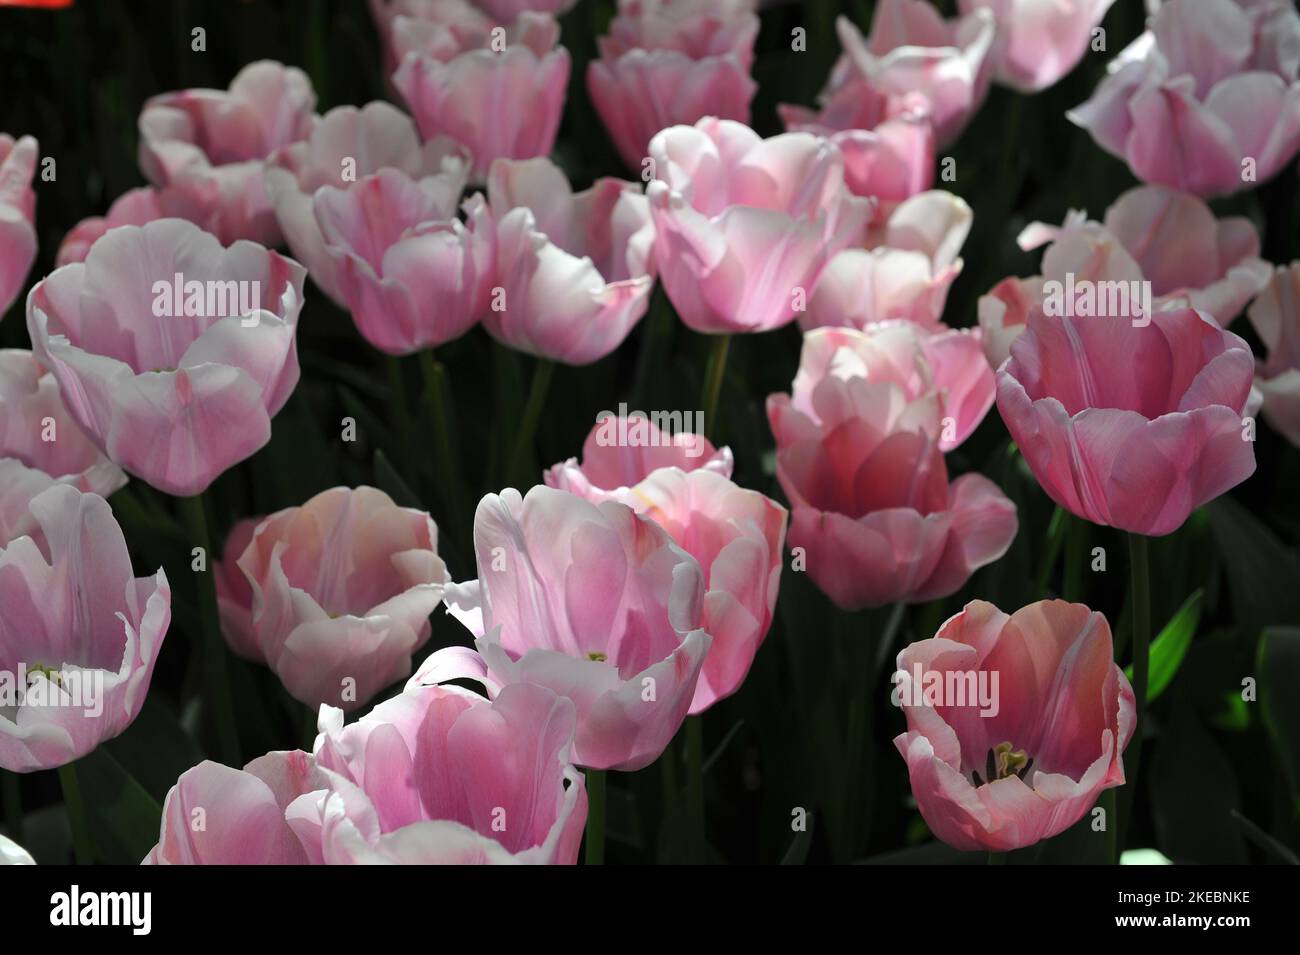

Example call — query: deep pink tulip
[431,486,710,771]
[391,11,570,181]
[214,486,449,711]
[26,218,306,497]
[646,118,874,335]
[894,599,1135,852]
[0,485,170,773]
[588,0,759,172]
[978,186,1271,369]
[545,412,733,504]
[960,0,1118,93]
[997,306,1257,536]
[802,190,971,333]
[138,61,318,246]
[0,350,127,546]
[767,326,1015,610]
[1247,262,1300,447]
[484,158,655,364]
[835,0,996,148]
[1068,0,1300,197]
[56,187,164,267]
[0,134,38,318]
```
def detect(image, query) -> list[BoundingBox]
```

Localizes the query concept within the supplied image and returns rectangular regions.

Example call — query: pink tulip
[369,0,496,80]
[894,599,1135,852]
[1068,0,1300,197]
[997,306,1256,536]
[214,486,449,711]
[265,101,470,308]
[391,11,570,181]
[545,412,733,504]
[960,0,1118,93]
[0,485,170,773]
[476,0,577,20]
[588,0,759,171]
[767,326,1015,610]
[26,218,306,497]
[431,485,711,771]
[802,190,971,333]
[0,133,38,318]
[484,157,655,364]
[835,0,996,148]
[55,187,164,267]
[978,186,1271,368]
[138,61,318,246]
[0,833,34,865]
[646,118,874,334]
[1247,262,1300,447]
[0,350,127,546]
[311,167,490,356]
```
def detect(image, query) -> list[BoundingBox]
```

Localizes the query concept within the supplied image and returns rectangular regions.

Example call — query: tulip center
[587,652,608,662]
[970,741,1034,787]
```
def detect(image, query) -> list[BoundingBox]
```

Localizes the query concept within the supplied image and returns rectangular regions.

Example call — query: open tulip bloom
[0,133,38,319]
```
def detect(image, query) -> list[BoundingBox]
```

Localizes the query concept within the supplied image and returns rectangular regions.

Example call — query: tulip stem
[507,358,556,488]
[585,769,607,865]
[57,762,94,865]
[700,335,731,439]
[2,772,22,846]
[1118,533,1151,854]
[386,356,413,472]
[417,350,469,558]
[180,493,241,766]
[684,716,706,863]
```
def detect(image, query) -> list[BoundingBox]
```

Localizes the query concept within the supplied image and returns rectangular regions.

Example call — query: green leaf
[1207,498,1300,634]
[1149,709,1247,863]
[76,747,163,865]
[374,450,422,510]
[1125,589,1202,703]
[1257,627,1300,807]
[780,814,814,865]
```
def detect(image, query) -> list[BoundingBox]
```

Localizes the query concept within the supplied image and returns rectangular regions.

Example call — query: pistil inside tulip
[587,652,608,662]
[26,663,62,687]
[970,741,1034,787]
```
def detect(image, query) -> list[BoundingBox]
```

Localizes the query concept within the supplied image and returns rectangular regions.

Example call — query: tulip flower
[960,0,1118,93]
[484,157,655,364]
[0,485,170,773]
[26,218,306,497]
[996,306,1256,536]
[1068,0,1300,197]
[1246,262,1300,447]
[476,0,577,20]
[138,61,318,246]
[0,350,127,546]
[0,834,34,865]
[214,486,449,711]
[894,599,1135,852]
[55,187,163,267]
[646,118,874,335]
[368,0,496,80]
[0,133,38,318]
[767,325,1016,609]
[588,0,759,172]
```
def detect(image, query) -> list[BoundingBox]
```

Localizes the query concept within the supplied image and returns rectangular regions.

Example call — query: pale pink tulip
[646,118,874,334]
[369,0,496,80]
[1068,0,1300,197]
[0,833,34,865]
[26,218,306,497]
[1247,262,1300,447]
[484,157,655,364]
[895,599,1135,852]
[960,0,1118,92]
[0,134,38,318]
[0,350,127,546]
[476,0,577,20]
[55,187,164,267]
[997,306,1256,536]
[138,61,318,246]
[588,0,759,171]
[0,485,170,773]
[215,486,449,711]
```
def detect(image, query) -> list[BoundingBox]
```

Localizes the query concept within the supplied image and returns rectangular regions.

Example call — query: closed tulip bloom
[0,350,127,546]
[588,0,759,172]
[0,834,34,865]
[485,157,655,364]
[0,485,170,773]
[265,102,470,307]
[646,118,874,334]
[960,0,1118,93]
[0,133,38,318]
[1068,0,1300,197]
[435,486,711,771]
[55,187,164,267]
[894,599,1135,852]
[27,218,305,497]
[835,0,996,147]
[767,326,1015,609]
[138,61,318,246]
[215,486,449,712]
[368,0,496,80]
[1247,262,1300,446]
[392,11,570,182]
[802,190,971,332]
[545,412,733,504]
[997,306,1257,536]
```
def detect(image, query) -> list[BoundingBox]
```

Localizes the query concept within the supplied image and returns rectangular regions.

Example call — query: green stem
[507,358,556,488]
[2,772,22,846]
[684,716,706,863]
[386,355,413,473]
[1062,514,1087,602]
[1118,534,1151,853]
[585,769,607,865]
[180,493,240,766]
[417,350,469,555]
[1035,506,1067,595]
[700,335,731,440]
[57,762,93,865]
